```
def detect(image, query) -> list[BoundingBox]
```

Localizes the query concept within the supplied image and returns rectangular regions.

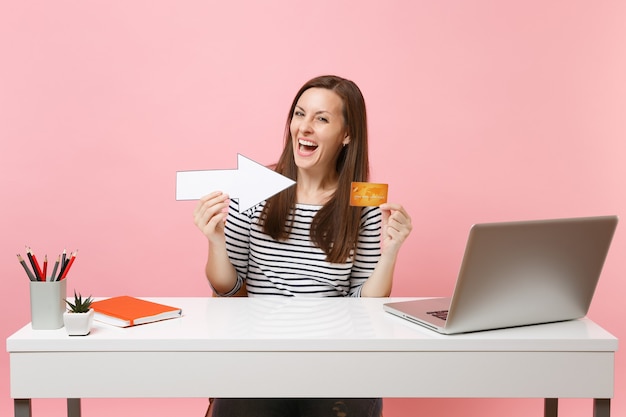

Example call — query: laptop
[383,215,618,334]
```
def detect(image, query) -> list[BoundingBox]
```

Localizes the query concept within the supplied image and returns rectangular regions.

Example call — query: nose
[298,116,313,135]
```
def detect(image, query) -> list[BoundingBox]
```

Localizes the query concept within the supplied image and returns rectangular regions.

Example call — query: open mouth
[298,139,318,153]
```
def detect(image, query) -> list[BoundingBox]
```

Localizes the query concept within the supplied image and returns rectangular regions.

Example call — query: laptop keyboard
[427,310,448,321]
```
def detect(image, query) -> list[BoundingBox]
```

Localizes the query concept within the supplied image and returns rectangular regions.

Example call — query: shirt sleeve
[221,199,254,296]
[348,206,383,297]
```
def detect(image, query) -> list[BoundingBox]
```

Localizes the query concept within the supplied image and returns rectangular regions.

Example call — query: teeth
[299,139,317,147]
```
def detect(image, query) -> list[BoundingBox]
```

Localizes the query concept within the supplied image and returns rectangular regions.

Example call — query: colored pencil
[30,248,44,281]
[60,250,77,280]
[26,247,43,281]
[42,255,48,281]
[17,254,37,281]
[50,255,60,282]
[57,249,68,279]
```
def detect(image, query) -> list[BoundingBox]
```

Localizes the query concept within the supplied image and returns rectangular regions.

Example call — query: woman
[194,75,412,416]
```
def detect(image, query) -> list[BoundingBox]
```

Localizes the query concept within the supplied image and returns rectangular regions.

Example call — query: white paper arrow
[176,154,296,212]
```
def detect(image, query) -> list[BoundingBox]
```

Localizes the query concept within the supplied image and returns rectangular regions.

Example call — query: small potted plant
[63,290,95,336]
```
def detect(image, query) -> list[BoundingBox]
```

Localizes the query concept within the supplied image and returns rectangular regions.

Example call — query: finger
[200,191,224,202]
[380,203,411,219]
[379,203,392,225]
[379,202,404,212]
[195,190,226,210]
[195,193,228,218]
[207,211,228,232]
[194,196,229,232]
[384,214,412,241]
[382,207,408,227]
[194,194,214,218]
[390,212,413,230]
[203,199,229,225]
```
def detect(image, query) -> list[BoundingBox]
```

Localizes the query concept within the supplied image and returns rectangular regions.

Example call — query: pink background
[1,1,625,416]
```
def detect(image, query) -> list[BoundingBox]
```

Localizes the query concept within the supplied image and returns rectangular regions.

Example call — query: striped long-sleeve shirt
[221,199,382,297]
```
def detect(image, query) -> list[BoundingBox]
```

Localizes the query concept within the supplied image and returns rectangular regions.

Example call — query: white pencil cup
[29,280,67,330]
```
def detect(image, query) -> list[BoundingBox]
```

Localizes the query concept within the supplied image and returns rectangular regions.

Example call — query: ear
[342,132,351,146]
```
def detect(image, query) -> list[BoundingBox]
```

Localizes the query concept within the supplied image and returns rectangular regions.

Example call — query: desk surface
[6,297,619,400]
[6,297,618,352]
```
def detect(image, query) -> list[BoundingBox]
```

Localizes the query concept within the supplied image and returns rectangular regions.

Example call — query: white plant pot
[63,309,95,336]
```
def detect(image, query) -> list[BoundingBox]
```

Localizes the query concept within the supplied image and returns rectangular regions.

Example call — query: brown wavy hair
[261,75,370,263]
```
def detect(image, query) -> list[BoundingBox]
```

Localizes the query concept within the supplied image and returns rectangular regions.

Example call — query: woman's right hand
[193,191,230,244]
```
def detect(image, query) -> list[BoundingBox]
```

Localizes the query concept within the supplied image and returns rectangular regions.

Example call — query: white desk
[7,297,618,417]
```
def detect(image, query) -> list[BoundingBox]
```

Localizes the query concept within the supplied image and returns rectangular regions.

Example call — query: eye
[317,116,329,123]
[293,109,305,117]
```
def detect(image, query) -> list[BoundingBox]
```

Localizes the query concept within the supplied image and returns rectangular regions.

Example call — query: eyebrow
[295,105,333,116]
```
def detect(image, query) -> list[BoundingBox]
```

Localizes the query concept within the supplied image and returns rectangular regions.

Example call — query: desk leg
[67,398,81,417]
[14,399,32,417]
[594,399,610,417]
[544,398,558,417]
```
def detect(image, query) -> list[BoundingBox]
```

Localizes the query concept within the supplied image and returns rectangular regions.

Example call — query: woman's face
[290,87,350,176]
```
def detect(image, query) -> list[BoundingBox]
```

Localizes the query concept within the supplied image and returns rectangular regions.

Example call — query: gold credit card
[350,182,388,206]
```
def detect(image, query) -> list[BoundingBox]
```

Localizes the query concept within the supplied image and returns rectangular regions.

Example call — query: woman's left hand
[379,203,412,257]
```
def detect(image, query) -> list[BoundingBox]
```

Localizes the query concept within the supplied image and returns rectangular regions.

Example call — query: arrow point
[235,154,295,212]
